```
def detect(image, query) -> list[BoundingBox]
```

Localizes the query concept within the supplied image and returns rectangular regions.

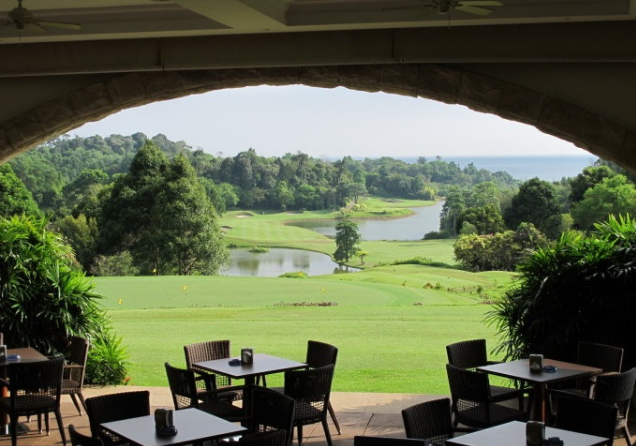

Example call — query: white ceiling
[0,0,634,44]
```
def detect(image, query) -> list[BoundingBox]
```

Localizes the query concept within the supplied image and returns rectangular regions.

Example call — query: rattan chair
[69,424,103,446]
[558,342,623,397]
[0,356,66,446]
[284,364,335,446]
[61,336,90,415]
[594,366,636,445]
[555,396,617,446]
[85,391,150,446]
[164,362,245,421]
[402,397,471,445]
[446,363,527,429]
[446,339,525,412]
[272,340,341,434]
[183,339,242,401]
[243,386,295,446]
[306,341,341,434]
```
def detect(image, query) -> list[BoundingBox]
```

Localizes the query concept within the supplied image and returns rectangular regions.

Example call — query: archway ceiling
[2,0,636,169]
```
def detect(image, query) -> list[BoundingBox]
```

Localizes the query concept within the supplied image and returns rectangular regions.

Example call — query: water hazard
[288,201,444,241]
[222,248,357,277]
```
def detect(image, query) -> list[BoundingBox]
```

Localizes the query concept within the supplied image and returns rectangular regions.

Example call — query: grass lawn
[93,197,517,395]
[94,265,516,394]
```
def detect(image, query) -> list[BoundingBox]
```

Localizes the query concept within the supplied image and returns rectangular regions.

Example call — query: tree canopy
[97,141,228,275]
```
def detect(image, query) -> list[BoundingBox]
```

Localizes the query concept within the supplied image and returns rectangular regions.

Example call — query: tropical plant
[0,215,101,352]
[488,214,636,369]
[0,215,129,384]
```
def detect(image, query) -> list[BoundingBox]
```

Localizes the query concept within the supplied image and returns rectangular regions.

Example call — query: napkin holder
[529,354,543,374]
[155,408,177,436]
[526,421,545,446]
[241,347,254,365]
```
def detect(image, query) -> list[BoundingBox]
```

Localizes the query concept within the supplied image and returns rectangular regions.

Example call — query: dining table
[445,421,608,446]
[477,358,602,422]
[100,407,247,446]
[193,353,307,385]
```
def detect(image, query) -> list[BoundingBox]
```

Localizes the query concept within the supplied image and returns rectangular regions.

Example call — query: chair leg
[55,409,67,446]
[327,402,341,435]
[622,425,631,446]
[78,392,88,414]
[321,418,333,446]
[296,425,303,446]
[45,412,50,435]
[70,394,83,415]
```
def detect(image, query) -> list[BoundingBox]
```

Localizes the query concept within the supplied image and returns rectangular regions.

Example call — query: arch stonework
[1,63,633,169]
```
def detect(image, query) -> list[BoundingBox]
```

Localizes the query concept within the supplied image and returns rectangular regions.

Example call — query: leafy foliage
[504,178,562,239]
[97,142,228,275]
[570,175,636,231]
[453,223,549,271]
[0,164,42,218]
[487,214,636,369]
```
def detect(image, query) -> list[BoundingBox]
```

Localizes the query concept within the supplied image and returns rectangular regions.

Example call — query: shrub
[279,271,308,278]
[86,328,130,385]
[90,251,139,276]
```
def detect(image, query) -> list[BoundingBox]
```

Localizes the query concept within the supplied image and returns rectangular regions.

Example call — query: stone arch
[1,64,632,169]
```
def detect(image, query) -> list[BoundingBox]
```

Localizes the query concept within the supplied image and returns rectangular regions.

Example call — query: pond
[222,248,358,277]
[288,201,444,241]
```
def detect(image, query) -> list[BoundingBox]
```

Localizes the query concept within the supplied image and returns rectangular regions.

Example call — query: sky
[71,84,588,159]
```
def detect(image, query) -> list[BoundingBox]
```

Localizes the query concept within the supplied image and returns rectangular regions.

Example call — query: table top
[193,353,306,379]
[0,347,48,366]
[477,358,602,384]
[101,408,247,446]
[446,421,607,446]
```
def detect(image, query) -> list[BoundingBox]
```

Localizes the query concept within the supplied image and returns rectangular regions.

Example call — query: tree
[150,154,228,275]
[333,215,360,263]
[0,164,42,218]
[456,204,505,235]
[97,143,227,275]
[570,175,636,231]
[569,165,616,203]
[504,178,561,238]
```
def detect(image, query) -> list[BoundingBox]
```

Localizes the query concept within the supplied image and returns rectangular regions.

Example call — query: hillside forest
[4,132,636,275]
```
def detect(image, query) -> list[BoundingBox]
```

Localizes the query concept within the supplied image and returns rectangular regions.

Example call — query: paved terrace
[2,386,633,446]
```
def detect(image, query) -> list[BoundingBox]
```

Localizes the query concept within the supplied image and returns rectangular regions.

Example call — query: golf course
[93,197,517,395]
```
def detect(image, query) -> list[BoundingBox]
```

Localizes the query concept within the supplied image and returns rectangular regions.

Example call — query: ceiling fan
[385,0,504,16]
[4,0,81,33]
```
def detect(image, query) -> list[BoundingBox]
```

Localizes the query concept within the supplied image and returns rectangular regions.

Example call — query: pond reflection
[223,248,358,277]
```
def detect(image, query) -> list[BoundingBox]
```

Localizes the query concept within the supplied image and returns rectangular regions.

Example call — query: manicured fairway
[94,265,516,394]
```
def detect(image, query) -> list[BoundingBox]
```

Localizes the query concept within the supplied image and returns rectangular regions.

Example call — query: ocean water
[399,154,597,182]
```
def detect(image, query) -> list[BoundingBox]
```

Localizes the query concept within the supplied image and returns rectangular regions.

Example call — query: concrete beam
[1,21,636,77]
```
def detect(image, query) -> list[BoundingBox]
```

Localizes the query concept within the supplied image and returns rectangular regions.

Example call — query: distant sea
[397,154,597,182]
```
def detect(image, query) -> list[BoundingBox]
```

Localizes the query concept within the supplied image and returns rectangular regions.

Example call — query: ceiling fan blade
[24,22,47,33]
[456,5,494,15]
[381,3,435,12]
[461,1,503,6]
[38,20,81,31]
